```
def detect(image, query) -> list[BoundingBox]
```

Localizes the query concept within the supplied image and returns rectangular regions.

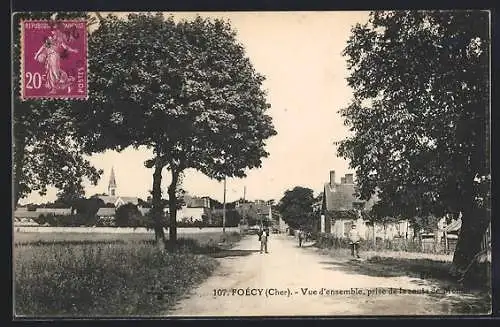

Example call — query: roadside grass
[14,231,241,317]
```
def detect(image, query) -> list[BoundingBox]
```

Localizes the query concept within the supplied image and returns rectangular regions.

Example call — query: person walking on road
[298,229,304,247]
[260,228,269,254]
[349,224,361,258]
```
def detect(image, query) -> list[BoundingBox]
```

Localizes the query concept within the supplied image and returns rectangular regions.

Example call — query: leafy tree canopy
[277,186,315,230]
[74,13,276,245]
[338,10,490,276]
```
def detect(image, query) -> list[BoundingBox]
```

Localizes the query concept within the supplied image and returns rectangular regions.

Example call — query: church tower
[108,167,117,196]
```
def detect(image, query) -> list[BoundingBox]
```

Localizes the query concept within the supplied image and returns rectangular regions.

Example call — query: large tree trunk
[168,168,180,248]
[450,205,490,282]
[151,159,166,247]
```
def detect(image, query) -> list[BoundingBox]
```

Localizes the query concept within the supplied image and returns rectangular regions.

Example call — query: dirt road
[169,234,488,316]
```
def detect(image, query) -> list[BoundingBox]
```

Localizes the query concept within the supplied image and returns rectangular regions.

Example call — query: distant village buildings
[14,167,276,227]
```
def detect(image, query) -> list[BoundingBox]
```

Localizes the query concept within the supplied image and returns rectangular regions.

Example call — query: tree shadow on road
[319,256,491,315]
[207,249,261,258]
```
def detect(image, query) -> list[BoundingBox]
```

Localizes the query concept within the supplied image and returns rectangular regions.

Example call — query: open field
[14,230,237,246]
[14,226,240,234]
[14,231,241,317]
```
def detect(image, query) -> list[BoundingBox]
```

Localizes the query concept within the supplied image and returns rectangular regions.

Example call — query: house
[96,207,116,219]
[35,208,72,215]
[165,195,212,222]
[321,170,413,241]
[14,207,41,219]
[92,167,145,220]
[14,207,42,226]
[441,217,491,256]
[93,167,141,209]
[95,195,140,208]
[235,201,271,225]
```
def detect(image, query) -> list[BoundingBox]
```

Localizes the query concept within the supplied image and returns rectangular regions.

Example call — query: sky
[19,11,371,205]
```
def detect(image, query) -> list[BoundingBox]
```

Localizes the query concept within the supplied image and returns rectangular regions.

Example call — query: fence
[314,233,457,254]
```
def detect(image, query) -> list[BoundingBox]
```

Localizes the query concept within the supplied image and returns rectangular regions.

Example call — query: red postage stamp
[20,20,88,100]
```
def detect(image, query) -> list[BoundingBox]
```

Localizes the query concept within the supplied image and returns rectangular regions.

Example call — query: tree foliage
[277,186,315,231]
[55,182,85,209]
[74,197,105,217]
[76,13,276,246]
[12,12,102,206]
[115,203,142,227]
[338,11,490,277]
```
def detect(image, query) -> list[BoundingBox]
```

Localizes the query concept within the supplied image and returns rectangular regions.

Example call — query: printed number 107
[213,289,227,296]
[25,72,42,89]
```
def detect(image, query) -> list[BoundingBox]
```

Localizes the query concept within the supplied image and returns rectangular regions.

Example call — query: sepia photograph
[12,10,491,317]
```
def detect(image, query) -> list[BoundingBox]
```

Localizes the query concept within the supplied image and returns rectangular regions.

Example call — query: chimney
[345,174,354,184]
[329,170,335,187]
[341,177,346,184]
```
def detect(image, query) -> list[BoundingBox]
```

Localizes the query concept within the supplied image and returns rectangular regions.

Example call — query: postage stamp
[20,20,87,100]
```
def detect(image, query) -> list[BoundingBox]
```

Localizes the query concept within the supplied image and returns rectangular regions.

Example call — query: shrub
[115,204,143,227]
[33,214,46,225]
[315,233,351,249]
[36,214,97,227]
[95,216,116,227]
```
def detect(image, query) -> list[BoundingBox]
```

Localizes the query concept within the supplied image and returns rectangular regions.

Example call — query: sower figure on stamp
[349,224,361,258]
[34,26,78,94]
[260,228,268,254]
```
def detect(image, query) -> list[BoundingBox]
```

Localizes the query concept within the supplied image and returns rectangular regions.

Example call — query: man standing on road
[349,224,361,258]
[260,228,269,254]
[298,229,304,247]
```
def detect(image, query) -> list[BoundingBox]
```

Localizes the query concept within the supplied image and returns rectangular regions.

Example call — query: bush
[315,233,351,249]
[115,204,144,227]
[35,214,97,227]
[33,214,46,225]
[95,216,116,227]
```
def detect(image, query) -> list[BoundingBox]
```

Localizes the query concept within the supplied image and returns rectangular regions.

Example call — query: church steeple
[108,167,117,196]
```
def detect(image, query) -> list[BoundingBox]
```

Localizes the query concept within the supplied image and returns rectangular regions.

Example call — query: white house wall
[329,218,414,240]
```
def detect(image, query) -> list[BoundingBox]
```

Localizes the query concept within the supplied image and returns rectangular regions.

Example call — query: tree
[115,203,142,227]
[12,12,102,206]
[73,197,105,217]
[138,198,151,208]
[338,11,490,280]
[277,186,315,231]
[74,13,276,247]
[55,182,86,214]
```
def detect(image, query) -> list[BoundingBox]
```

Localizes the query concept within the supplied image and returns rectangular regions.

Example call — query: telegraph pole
[243,186,246,224]
[222,176,226,234]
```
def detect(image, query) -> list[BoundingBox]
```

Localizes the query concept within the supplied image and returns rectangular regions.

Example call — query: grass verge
[14,231,241,317]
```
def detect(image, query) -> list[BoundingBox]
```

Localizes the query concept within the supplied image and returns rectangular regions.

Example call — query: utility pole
[243,186,247,224]
[222,176,226,234]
